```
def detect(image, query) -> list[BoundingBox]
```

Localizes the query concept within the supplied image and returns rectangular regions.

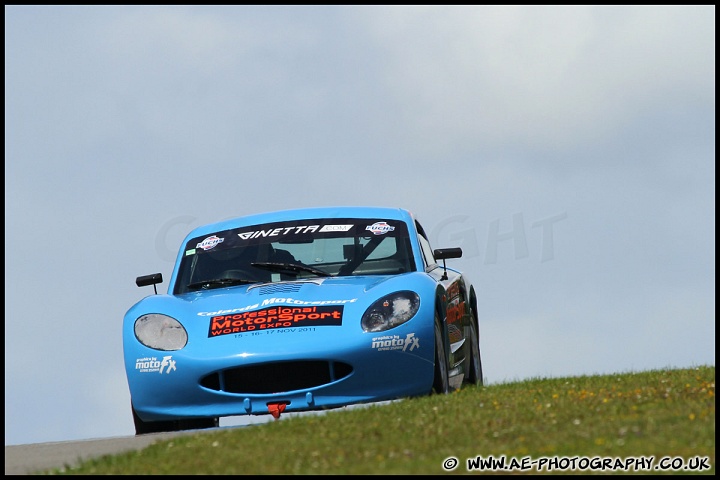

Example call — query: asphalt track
[4,428,221,475]
[5,402,388,474]
[4,410,334,474]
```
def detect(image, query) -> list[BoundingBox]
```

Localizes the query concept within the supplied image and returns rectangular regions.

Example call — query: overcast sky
[5,5,715,446]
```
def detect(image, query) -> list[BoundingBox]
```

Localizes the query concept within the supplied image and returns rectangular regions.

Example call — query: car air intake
[200,360,353,394]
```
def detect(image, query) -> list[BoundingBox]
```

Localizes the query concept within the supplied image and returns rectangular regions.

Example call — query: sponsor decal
[196,235,224,251]
[447,323,463,344]
[446,298,466,324]
[371,333,420,352]
[185,248,196,256]
[134,356,177,374]
[260,296,357,307]
[197,296,357,316]
[238,225,319,240]
[366,221,395,235]
[209,305,344,336]
[319,224,354,232]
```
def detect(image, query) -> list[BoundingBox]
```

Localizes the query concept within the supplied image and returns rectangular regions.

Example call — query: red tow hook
[267,402,288,419]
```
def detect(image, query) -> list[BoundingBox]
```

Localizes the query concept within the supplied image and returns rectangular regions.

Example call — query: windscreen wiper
[251,262,331,277]
[186,277,259,291]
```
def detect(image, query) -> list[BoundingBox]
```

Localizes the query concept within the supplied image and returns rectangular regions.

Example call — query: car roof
[186,206,417,238]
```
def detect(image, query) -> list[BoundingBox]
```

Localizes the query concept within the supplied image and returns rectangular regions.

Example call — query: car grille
[200,360,353,394]
[247,280,323,294]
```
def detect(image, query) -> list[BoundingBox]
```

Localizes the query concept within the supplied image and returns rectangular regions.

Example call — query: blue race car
[123,206,483,434]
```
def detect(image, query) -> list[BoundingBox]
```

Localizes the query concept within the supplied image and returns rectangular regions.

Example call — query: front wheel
[431,315,450,395]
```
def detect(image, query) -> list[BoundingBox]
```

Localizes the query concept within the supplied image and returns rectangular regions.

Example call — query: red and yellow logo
[209,305,343,336]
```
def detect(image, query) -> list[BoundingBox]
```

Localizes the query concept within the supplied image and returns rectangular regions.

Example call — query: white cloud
[353,5,715,156]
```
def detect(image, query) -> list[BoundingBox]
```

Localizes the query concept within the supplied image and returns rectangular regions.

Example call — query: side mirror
[136,273,163,295]
[433,247,462,260]
[433,248,462,281]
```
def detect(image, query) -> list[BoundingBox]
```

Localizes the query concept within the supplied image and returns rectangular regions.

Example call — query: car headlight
[134,314,188,351]
[361,291,420,332]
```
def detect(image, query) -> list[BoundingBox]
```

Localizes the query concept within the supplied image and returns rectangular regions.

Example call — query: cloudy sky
[5,5,714,446]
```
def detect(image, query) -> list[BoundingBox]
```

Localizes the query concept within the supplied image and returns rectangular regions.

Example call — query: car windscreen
[173,218,415,294]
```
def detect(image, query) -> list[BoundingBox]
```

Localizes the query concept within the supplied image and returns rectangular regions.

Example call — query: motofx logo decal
[366,222,395,235]
[371,333,419,352]
[134,356,177,374]
[196,235,224,251]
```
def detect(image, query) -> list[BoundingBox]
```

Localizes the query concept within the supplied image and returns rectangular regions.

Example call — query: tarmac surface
[4,429,216,475]
[5,402,385,474]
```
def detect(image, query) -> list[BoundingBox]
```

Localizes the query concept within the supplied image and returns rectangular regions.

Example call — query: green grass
[47,365,714,475]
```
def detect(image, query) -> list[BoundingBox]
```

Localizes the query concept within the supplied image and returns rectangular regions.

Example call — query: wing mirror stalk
[433,248,462,281]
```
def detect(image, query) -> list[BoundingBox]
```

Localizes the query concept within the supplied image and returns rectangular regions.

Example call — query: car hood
[128,273,434,323]
[124,272,438,365]
[181,275,396,312]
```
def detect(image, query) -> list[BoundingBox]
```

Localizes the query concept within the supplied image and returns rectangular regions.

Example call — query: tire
[132,404,178,435]
[431,314,450,395]
[464,312,484,387]
[132,403,218,435]
[178,417,219,431]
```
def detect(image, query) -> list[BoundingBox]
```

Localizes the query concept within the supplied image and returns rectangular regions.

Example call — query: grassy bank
[48,365,714,475]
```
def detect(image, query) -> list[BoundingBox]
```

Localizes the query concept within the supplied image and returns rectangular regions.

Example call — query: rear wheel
[132,403,218,435]
[431,315,450,394]
[464,312,483,387]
